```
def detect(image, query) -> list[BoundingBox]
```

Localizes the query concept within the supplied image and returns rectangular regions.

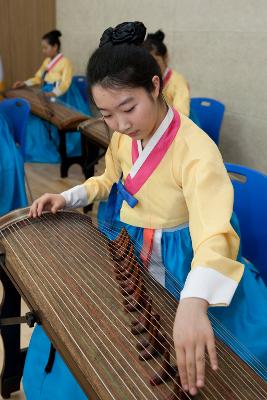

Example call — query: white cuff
[24,79,33,86]
[180,266,238,306]
[52,86,63,96]
[61,185,89,208]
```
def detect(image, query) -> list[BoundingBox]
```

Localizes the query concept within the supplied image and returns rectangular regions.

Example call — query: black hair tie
[99,27,114,47]
[99,21,146,47]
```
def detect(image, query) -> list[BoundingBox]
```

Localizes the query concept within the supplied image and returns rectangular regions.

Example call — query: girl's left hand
[173,298,218,396]
[12,81,25,89]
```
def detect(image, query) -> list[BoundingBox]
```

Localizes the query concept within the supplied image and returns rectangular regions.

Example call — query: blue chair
[0,98,30,159]
[0,98,32,201]
[190,97,225,145]
[226,163,267,284]
[72,75,89,104]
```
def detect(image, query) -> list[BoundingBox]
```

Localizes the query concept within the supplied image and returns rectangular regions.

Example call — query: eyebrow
[99,97,135,112]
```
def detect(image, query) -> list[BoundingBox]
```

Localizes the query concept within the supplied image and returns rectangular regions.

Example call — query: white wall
[57,0,267,173]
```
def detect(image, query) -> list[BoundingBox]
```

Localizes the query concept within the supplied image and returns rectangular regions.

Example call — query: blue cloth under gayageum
[0,114,27,216]
[23,326,87,400]
[25,81,90,163]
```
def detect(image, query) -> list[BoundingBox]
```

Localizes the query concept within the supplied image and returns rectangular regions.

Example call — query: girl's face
[41,39,58,58]
[150,50,168,75]
[92,76,164,143]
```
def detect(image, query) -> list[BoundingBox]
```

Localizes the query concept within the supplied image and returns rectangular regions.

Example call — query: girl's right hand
[29,194,66,218]
[12,81,25,89]
[173,298,218,396]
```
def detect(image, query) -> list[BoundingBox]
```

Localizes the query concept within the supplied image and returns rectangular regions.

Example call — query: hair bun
[147,29,165,43]
[51,29,62,38]
[99,21,146,47]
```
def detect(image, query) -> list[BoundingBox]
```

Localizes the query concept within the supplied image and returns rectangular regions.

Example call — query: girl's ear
[151,75,161,100]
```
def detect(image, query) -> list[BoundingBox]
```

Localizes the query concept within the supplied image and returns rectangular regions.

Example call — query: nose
[117,116,131,133]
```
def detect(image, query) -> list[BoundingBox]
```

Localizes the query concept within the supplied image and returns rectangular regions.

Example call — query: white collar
[162,67,171,80]
[47,53,63,70]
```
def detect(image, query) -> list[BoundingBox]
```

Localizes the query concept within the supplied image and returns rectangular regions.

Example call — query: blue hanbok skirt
[25,81,91,163]
[0,114,27,216]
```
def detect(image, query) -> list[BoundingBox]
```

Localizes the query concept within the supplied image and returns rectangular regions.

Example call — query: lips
[127,131,138,138]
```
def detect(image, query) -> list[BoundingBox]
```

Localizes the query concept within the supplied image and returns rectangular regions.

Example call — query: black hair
[42,30,62,51]
[143,29,167,57]
[87,22,163,96]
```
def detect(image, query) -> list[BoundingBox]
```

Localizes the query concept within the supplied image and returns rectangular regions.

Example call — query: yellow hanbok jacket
[62,108,244,306]
[25,54,73,96]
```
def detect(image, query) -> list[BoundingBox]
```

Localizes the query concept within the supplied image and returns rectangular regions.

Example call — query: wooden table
[78,118,111,180]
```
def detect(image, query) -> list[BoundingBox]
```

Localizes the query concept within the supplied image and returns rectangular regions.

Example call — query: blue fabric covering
[0,114,27,216]
[0,98,30,159]
[25,81,90,163]
[23,181,267,399]
[23,325,87,400]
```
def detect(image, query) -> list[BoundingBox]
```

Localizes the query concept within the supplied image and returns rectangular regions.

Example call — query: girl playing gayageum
[13,30,89,163]
[27,21,267,399]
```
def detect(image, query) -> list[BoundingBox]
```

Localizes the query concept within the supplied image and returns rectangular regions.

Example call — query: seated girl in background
[143,29,190,117]
[26,21,267,399]
[13,30,90,163]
